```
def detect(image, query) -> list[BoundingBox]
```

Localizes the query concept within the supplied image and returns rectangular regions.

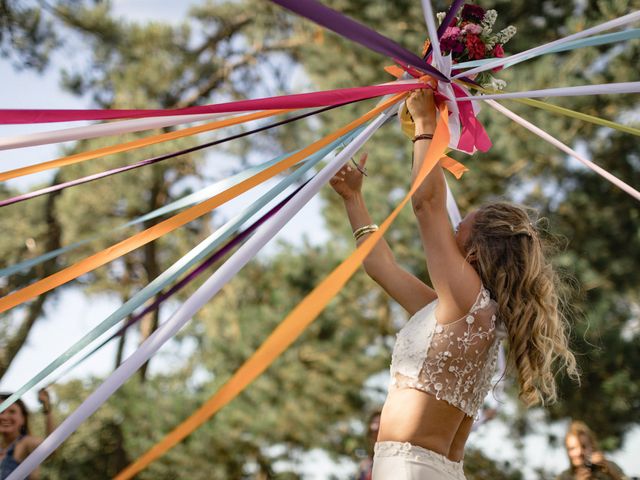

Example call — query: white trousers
[372,441,466,480]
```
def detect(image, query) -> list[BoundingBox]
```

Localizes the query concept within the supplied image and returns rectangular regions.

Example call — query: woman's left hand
[37,388,50,410]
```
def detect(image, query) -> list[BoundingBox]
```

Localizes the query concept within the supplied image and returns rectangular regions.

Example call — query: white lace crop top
[389,286,505,418]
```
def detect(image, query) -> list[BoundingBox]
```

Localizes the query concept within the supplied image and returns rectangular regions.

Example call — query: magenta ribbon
[0,83,423,125]
[452,83,491,153]
[268,0,448,82]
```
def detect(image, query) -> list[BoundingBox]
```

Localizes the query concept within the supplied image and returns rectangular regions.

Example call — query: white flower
[436,11,447,24]
[490,78,507,90]
[482,10,497,28]
[466,315,475,324]
[435,383,443,390]
[497,26,517,44]
[435,325,444,334]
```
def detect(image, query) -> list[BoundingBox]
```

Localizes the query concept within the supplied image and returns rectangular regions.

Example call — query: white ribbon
[454,11,640,78]
[485,99,640,202]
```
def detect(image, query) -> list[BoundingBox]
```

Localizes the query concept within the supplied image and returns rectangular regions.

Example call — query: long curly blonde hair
[464,202,579,406]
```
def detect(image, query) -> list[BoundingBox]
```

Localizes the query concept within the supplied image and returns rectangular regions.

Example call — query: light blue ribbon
[454,29,640,70]
[0,126,363,413]
[1,147,312,277]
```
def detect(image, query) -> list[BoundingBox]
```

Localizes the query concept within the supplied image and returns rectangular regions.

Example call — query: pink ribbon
[452,83,492,153]
[0,83,423,125]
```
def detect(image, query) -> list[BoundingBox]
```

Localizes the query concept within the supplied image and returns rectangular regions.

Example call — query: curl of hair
[465,202,579,406]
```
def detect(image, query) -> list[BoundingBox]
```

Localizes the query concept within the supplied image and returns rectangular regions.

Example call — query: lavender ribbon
[47,181,306,385]
[268,0,448,82]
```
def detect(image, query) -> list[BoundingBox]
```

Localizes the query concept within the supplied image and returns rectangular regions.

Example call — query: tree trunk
[0,175,63,380]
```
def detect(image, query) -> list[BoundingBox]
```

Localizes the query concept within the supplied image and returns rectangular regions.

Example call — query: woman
[556,421,627,480]
[0,389,54,479]
[330,88,579,479]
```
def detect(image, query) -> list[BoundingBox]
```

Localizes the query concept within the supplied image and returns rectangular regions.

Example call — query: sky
[1,1,638,478]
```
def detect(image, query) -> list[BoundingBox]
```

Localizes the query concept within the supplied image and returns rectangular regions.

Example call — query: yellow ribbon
[456,81,640,137]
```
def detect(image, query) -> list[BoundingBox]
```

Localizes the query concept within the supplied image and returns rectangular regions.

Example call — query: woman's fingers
[359,152,368,169]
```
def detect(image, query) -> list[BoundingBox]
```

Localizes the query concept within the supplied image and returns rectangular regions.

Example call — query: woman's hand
[329,153,368,201]
[406,88,437,134]
[37,388,50,411]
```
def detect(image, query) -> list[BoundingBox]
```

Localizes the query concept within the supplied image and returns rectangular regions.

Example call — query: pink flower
[441,26,465,54]
[463,23,482,35]
[466,34,485,60]
[442,26,461,40]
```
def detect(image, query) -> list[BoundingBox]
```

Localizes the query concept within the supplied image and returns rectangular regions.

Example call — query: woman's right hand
[329,153,368,201]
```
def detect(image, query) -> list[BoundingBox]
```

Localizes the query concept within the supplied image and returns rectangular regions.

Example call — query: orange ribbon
[0,110,290,182]
[0,94,406,314]
[114,105,450,480]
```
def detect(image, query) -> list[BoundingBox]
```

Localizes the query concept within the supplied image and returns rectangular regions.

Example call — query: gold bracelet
[353,224,378,241]
[353,224,377,238]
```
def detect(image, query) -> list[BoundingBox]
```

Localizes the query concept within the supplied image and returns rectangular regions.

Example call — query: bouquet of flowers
[425,3,516,90]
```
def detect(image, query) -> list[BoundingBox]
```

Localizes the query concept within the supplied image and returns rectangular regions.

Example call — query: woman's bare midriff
[377,387,474,462]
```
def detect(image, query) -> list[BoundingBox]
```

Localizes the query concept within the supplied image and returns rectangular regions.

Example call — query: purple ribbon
[269,0,448,82]
[46,181,304,384]
[422,0,465,60]
[0,102,351,208]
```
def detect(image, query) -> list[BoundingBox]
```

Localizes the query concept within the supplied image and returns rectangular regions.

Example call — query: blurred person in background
[556,420,628,480]
[0,389,55,479]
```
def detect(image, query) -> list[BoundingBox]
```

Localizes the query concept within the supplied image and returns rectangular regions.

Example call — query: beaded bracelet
[412,133,434,143]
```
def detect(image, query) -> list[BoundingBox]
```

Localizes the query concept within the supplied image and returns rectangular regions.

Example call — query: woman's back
[378,287,502,461]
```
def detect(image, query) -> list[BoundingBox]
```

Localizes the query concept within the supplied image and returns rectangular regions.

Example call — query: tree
[2,0,638,477]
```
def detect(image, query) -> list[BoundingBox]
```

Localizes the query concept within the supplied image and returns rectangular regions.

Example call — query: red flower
[466,34,485,60]
[492,44,504,71]
[461,4,485,21]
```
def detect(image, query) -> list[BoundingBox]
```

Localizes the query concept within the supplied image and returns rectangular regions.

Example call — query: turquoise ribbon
[454,29,640,70]
[0,147,314,278]
[0,126,363,413]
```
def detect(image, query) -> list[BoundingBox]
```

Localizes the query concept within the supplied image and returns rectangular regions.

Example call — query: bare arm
[407,89,481,322]
[38,388,55,436]
[330,154,436,315]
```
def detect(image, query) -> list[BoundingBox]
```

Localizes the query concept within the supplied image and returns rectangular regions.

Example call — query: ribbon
[453,28,640,71]
[1,148,310,277]
[0,95,403,315]
[112,105,451,480]
[455,80,640,138]
[268,0,447,82]
[454,11,640,78]
[0,112,244,151]
[420,0,444,68]
[456,82,640,101]
[0,102,354,207]
[5,98,406,480]
[422,0,465,61]
[0,109,289,182]
[486,100,640,202]
[0,82,422,124]
[0,126,365,414]
[46,180,309,386]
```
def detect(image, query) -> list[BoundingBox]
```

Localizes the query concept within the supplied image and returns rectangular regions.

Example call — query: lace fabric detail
[389,286,503,417]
